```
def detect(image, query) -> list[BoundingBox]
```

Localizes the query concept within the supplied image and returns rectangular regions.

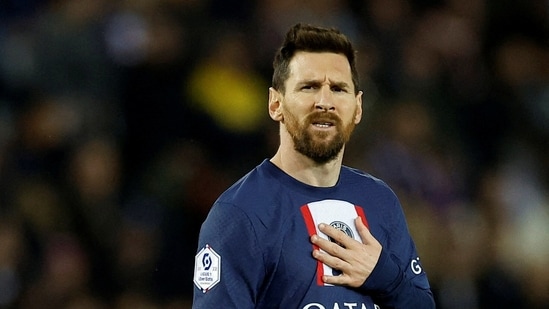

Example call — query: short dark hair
[272,23,360,94]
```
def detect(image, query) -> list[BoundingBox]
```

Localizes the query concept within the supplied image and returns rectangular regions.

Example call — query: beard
[284,110,357,164]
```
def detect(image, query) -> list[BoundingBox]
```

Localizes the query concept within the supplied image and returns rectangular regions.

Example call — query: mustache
[305,111,341,125]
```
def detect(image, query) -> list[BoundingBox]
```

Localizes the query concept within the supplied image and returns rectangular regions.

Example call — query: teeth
[314,123,331,128]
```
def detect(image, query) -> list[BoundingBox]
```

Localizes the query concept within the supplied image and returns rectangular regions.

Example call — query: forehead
[287,51,353,84]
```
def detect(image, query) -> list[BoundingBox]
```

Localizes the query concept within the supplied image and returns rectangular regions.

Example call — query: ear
[269,87,283,121]
[354,91,363,124]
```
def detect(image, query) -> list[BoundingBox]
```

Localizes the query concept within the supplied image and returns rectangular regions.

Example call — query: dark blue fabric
[193,159,435,308]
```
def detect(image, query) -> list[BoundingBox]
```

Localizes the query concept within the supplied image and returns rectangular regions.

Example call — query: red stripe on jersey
[355,206,369,229]
[300,205,325,286]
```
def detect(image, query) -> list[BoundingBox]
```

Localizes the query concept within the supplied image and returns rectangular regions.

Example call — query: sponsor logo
[302,303,380,309]
[193,244,221,293]
[410,257,422,275]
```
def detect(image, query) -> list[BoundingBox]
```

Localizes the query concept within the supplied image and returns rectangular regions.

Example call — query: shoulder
[200,161,288,245]
[340,165,404,222]
[217,162,274,206]
[341,166,396,195]
[209,160,289,223]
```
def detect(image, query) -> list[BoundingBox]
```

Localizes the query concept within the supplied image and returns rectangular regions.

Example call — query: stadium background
[0,0,548,308]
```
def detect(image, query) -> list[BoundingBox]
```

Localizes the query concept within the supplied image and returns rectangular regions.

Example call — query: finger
[355,217,382,258]
[317,223,360,249]
[311,234,347,258]
[355,217,374,244]
[322,273,352,286]
[318,260,364,287]
[312,247,349,272]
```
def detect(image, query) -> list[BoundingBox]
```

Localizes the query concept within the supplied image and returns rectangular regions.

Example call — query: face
[269,52,363,164]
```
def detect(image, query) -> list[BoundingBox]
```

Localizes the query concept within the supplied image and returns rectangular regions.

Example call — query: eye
[331,86,347,93]
[301,84,318,91]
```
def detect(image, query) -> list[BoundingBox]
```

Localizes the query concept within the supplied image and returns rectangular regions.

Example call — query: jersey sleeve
[192,202,265,309]
[360,198,436,308]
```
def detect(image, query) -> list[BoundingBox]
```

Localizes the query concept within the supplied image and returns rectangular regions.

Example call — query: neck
[270,146,344,187]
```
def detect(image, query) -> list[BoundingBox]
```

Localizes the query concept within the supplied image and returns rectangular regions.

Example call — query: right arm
[192,202,264,309]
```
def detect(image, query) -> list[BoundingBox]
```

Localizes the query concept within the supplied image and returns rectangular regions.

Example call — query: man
[192,23,435,309]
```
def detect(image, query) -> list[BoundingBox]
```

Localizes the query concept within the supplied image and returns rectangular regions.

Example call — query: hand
[310,217,382,287]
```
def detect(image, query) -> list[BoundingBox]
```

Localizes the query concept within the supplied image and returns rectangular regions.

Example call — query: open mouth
[312,121,334,128]
[308,112,339,129]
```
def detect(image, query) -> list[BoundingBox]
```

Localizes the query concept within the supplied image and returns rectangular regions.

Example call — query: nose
[315,85,335,111]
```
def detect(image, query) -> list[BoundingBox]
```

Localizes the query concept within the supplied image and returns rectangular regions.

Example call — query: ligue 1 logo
[194,244,221,293]
[328,221,353,248]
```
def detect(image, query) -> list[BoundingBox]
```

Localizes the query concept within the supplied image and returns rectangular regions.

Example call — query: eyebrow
[296,79,351,90]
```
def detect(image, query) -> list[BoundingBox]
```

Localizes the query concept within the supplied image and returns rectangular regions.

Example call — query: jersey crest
[300,199,368,286]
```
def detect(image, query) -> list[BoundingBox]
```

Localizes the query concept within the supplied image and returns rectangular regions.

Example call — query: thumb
[355,216,375,244]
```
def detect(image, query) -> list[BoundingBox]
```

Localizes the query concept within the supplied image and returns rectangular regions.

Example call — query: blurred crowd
[0,0,548,308]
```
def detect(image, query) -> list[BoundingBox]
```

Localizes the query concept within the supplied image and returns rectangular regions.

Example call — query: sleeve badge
[193,244,221,293]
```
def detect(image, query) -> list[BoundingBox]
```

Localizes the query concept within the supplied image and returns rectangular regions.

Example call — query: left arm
[311,217,435,308]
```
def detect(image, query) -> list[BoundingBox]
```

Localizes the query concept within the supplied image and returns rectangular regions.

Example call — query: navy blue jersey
[193,159,435,309]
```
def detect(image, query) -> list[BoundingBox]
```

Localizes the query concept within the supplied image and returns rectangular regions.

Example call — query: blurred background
[0,0,547,308]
